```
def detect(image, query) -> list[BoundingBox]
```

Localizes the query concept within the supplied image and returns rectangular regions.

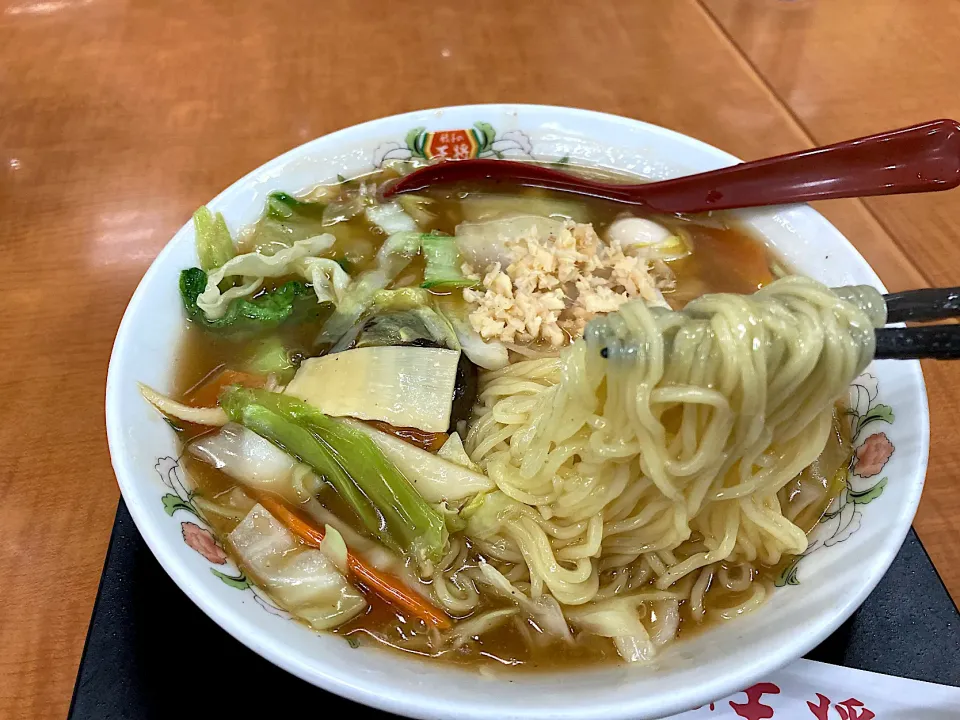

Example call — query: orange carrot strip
[186,369,267,408]
[256,495,452,630]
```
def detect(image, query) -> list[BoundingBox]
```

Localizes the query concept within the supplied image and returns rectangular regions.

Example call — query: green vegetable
[179,267,314,331]
[316,231,424,346]
[266,191,309,220]
[248,191,329,255]
[348,421,494,503]
[220,387,448,563]
[233,403,386,541]
[421,234,477,290]
[460,491,489,520]
[193,206,236,271]
[242,337,296,380]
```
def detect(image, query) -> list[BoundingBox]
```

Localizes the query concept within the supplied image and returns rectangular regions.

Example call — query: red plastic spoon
[383,119,960,213]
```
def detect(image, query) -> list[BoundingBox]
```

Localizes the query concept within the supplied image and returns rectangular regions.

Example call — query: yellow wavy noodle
[443,277,883,660]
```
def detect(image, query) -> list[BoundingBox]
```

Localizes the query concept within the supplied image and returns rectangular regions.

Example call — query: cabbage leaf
[196,235,335,320]
[228,503,366,630]
[179,267,314,332]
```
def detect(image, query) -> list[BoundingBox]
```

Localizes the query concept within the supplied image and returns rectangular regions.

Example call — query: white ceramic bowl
[105,105,928,720]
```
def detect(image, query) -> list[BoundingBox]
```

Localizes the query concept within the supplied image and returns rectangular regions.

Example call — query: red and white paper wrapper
[672,659,960,719]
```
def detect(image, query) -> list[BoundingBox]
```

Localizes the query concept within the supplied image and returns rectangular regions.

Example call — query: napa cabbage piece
[421,234,477,290]
[187,423,407,577]
[189,423,309,503]
[346,420,494,502]
[455,215,566,270]
[321,184,376,227]
[316,231,423,346]
[365,201,418,234]
[435,297,509,370]
[240,337,296,380]
[446,608,518,649]
[461,490,519,537]
[219,387,449,564]
[285,346,460,433]
[475,560,572,642]
[248,191,336,256]
[228,503,366,630]
[196,235,336,320]
[319,524,349,573]
[565,593,683,663]
[565,598,655,664]
[180,267,315,332]
[298,256,351,306]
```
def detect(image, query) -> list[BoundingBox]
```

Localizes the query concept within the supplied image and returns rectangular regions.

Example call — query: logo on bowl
[373,122,534,167]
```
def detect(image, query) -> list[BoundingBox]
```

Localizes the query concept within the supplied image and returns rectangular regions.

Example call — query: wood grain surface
[0,1,956,717]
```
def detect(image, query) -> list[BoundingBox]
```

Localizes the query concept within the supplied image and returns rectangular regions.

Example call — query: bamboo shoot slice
[284,346,460,433]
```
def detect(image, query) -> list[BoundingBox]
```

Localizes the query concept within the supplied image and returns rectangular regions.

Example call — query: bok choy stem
[193,206,236,271]
[220,387,448,563]
[421,234,477,290]
[229,402,387,544]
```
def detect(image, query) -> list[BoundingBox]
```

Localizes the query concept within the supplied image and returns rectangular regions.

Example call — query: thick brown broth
[171,166,842,670]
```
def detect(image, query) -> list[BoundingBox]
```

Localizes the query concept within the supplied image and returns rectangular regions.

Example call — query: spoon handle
[640,119,960,213]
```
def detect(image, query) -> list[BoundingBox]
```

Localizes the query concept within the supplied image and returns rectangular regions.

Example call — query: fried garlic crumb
[463,220,674,346]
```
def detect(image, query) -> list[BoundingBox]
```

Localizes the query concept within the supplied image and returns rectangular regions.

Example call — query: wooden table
[2,0,958,716]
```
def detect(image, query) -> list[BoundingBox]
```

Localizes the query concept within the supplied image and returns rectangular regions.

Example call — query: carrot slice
[185,368,267,408]
[256,494,452,630]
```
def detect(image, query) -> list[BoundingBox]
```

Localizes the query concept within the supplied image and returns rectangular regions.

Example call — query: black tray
[69,500,960,719]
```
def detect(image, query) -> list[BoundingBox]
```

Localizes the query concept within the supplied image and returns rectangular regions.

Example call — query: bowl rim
[105,103,929,720]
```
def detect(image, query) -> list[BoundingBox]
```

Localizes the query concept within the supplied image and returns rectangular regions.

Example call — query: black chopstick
[874,287,960,359]
[884,287,960,323]
[875,326,960,360]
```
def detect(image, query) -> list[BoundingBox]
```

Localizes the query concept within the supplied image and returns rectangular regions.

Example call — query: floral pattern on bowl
[155,456,289,618]
[777,373,895,586]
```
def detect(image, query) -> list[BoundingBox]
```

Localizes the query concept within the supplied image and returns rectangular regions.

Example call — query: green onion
[241,337,296,381]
